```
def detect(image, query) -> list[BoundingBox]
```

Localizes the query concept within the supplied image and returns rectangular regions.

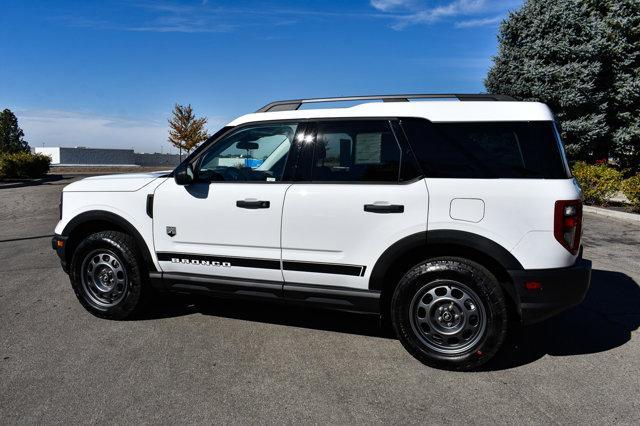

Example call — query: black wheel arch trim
[368,230,523,292]
[426,229,523,269]
[61,210,158,272]
[369,232,428,292]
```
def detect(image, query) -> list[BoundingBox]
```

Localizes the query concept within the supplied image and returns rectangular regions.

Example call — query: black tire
[391,257,507,371]
[69,230,150,320]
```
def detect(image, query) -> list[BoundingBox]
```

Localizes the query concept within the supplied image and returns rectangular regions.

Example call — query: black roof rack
[256,93,515,113]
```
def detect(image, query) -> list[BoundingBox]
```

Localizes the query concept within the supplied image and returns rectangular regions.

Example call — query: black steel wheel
[80,249,129,308]
[410,280,487,355]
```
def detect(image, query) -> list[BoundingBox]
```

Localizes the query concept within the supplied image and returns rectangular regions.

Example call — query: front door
[153,121,304,283]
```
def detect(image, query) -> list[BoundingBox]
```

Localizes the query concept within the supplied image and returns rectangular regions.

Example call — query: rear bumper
[509,257,592,324]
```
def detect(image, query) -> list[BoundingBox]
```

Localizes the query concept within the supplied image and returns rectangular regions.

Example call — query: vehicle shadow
[485,269,640,370]
[142,268,640,367]
[146,293,390,339]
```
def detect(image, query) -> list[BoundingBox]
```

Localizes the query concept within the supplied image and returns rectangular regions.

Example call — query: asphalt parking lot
[1,176,639,424]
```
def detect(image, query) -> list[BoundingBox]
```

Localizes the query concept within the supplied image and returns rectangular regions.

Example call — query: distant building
[34,147,181,167]
[134,152,182,167]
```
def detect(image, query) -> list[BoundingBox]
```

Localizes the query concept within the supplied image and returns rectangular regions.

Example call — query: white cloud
[54,2,396,34]
[16,109,226,154]
[455,14,503,28]
[370,0,415,12]
[371,0,519,30]
[392,0,488,28]
[53,0,518,33]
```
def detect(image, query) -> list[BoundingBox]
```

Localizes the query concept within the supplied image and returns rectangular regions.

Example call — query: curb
[584,206,640,223]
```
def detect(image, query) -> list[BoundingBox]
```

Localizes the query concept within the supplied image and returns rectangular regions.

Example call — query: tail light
[554,200,582,255]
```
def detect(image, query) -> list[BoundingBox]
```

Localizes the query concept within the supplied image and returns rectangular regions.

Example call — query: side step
[149,272,381,314]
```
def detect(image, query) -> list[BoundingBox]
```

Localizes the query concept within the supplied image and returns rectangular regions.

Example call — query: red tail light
[554,200,582,255]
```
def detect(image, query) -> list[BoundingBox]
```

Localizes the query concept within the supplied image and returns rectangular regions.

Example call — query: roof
[228,100,555,127]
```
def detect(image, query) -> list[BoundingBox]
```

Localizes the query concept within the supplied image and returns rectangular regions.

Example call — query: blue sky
[0,0,523,153]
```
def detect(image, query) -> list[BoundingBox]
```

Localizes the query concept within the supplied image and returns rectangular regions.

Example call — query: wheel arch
[370,230,522,318]
[61,210,157,272]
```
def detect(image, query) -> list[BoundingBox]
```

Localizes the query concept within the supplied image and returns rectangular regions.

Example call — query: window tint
[312,120,401,182]
[401,119,570,179]
[196,123,297,182]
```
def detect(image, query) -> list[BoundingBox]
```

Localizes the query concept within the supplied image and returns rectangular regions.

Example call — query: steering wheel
[214,167,244,181]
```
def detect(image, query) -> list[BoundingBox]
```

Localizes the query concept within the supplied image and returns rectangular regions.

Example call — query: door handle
[364,204,404,214]
[236,200,270,209]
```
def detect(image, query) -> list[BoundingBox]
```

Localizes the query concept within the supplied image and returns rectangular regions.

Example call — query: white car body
[54,96,590,327]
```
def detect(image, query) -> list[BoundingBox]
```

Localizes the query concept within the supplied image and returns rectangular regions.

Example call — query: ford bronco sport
[52,94,592,370]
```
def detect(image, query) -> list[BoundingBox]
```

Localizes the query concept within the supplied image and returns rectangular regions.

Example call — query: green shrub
[0,151,51,179]
[571,162,622,205]
[622,174,640,213]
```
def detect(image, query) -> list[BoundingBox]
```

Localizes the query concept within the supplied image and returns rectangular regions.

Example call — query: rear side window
[401,118,570,179]
[311,120,401,182]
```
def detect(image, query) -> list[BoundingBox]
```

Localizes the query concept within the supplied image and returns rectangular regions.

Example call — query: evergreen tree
[486,0,640,172]
[599,0,640,171]
[0,109,30,153]
[168,104,209,159]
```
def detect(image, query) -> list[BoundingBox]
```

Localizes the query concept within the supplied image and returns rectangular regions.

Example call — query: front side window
[196,123,298,182]
[311,120,401,182]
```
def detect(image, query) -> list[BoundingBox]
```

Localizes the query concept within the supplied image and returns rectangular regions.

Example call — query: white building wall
[34,147,61,164]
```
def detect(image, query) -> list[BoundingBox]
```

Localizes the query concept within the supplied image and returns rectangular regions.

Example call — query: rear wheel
[70,231,150,319]
[391,257,507,370]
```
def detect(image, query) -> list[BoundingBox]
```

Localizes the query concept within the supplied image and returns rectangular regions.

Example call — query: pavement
[1,175,639,424]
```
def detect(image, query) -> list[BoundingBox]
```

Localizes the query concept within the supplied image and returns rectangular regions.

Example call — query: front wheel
[69,230,150,319]
[391,257,507,370]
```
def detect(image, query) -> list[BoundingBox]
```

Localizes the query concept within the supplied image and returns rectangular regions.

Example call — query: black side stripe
[283,261,365,277]
[156,252,366,277]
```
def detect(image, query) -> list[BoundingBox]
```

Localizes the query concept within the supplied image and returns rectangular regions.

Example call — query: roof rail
[256,93,515,113]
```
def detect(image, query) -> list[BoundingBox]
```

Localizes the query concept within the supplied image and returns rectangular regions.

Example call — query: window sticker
[355,133,382,164]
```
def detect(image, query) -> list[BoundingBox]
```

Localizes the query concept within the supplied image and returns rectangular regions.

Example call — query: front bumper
[509,257,592,324]
[51,235,69,273]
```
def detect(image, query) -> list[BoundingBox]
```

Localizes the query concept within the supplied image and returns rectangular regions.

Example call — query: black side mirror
[174,163,195,185]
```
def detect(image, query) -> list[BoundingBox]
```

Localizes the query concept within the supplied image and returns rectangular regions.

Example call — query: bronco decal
[171,258,231,267]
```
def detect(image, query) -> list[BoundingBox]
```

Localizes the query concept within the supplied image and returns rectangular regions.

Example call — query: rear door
[153,122,305,286]
[281,119,428,290]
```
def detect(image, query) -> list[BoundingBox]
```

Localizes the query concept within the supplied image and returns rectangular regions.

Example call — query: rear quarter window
[400,118,570,179]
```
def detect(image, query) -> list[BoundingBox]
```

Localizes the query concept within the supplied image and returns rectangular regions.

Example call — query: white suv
[52,94,591,370]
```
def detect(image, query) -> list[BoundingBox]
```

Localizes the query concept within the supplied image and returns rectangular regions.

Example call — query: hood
[63,171,171,192]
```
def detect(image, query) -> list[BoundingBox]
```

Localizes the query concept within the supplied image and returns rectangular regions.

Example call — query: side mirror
[174,163,195,185]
